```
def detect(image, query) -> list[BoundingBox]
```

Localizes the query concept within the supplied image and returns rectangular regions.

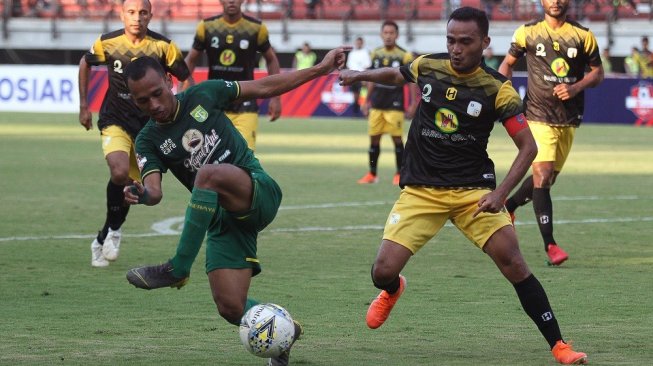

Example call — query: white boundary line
[1,196,651,243]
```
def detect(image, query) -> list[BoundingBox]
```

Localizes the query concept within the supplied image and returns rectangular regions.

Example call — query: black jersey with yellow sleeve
[191,14,271,113]
[85,29,190,138]
[369,45,414,110]
[135,80,261,192]
[507,19,601,126]
[398,53,525,189]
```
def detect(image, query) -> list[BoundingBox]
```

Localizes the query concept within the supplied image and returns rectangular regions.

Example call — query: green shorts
[204,168,282,276]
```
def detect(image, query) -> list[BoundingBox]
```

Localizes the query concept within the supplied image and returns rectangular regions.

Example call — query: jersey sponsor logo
[159,138,177,155]
[102,136,112,147]
[226,34,234,44]
[550,57,570,78]
[541,312,553,321]
[389,213,400,224]
[220,49,236,66]
[190,105,209,122]
[182,129,204,153]
[182,129,223,171]
[435,107,458,133]
[392,60,400,67]
[240,39,249,49]
[482,173,494,179]
[467,101,482,117]
[567,48,578,58]
[445,87,457,101]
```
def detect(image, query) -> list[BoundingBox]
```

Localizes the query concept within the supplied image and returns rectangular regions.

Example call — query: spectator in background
[78,0,191,268]
[182,0,282,151]
[602,47,613,74]
[484,46,500,69]
[293,42,317,70]
[636,36,653,78]
[481,0,502,19]
[305,0,322,19]
[346,36,372,114]
[624,46,640,76]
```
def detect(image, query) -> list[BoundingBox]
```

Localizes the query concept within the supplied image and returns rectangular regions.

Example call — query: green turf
[0,113,651,365]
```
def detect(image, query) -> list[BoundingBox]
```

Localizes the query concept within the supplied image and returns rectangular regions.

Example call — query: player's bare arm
[339,67,406,87]
[263,47,282,122]
[498,53,518,79]
[179,48,202,91]
[124,173,163,206]
[236,47,348,103]
[474,126,536,217]
[553,64,604,101]
[78,56,93,130]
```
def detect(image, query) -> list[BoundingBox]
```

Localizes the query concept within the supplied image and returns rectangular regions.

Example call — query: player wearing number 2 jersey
[78,0,190,268]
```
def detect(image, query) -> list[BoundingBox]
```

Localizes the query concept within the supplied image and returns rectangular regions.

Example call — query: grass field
[0,113,652,365]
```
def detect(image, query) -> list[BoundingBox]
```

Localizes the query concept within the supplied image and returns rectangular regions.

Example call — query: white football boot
[101,228,122,261]
[91,239,109,267]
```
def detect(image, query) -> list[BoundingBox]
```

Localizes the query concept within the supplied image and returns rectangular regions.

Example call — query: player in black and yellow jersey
[357,20,419,186]
[78,0,191,268]
[182,0,281,151]
[339,7,588,364]
[499,0,604,266]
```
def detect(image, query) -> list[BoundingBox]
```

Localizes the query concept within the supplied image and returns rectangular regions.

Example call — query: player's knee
[216,302,243,325]
[370,263,396,289]
[109,169,131,185]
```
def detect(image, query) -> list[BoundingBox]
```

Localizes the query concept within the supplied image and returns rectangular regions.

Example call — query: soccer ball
[239,303,296,358]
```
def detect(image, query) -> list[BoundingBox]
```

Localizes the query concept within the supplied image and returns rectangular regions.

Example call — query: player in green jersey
[121,47,347,366]
[339,7,587,364]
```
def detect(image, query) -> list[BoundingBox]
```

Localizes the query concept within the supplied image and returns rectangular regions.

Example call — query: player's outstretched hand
[338,69,358,86]
[317,46,351,74]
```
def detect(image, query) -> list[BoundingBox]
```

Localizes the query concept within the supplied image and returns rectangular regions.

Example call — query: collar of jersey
[156,100,181,125]
[447,60,482,78]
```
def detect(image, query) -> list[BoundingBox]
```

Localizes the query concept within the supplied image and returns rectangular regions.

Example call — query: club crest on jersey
[220,49,236,66]
[240,39,249,49]
[435,108,459,133]
[550,58,570,78]
[467,101,482,117]
[445,87,457,101]
[190,105,208,122]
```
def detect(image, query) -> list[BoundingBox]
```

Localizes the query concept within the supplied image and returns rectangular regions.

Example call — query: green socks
[170,187,217,278]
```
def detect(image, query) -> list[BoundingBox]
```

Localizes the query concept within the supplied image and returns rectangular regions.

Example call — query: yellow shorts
[383,186,512,253]
[100,125,140,182]
[226,112,259,151]
[368,109,404,136]
[529,122,576,172]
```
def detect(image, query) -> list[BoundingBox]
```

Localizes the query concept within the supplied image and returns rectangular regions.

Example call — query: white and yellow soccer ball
[239,303,296,358]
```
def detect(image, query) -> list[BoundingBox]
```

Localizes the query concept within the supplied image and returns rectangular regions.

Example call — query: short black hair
[448,7,489,38]
[124,56,166,82]
[381,20,399,32]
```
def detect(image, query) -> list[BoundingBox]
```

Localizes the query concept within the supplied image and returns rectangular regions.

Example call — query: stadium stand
[4,0,650,21]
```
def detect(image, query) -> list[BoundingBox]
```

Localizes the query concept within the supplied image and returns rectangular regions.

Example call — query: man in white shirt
[346,36,372,114]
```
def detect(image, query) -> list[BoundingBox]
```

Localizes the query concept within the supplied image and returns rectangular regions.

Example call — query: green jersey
[135,80,262,191]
